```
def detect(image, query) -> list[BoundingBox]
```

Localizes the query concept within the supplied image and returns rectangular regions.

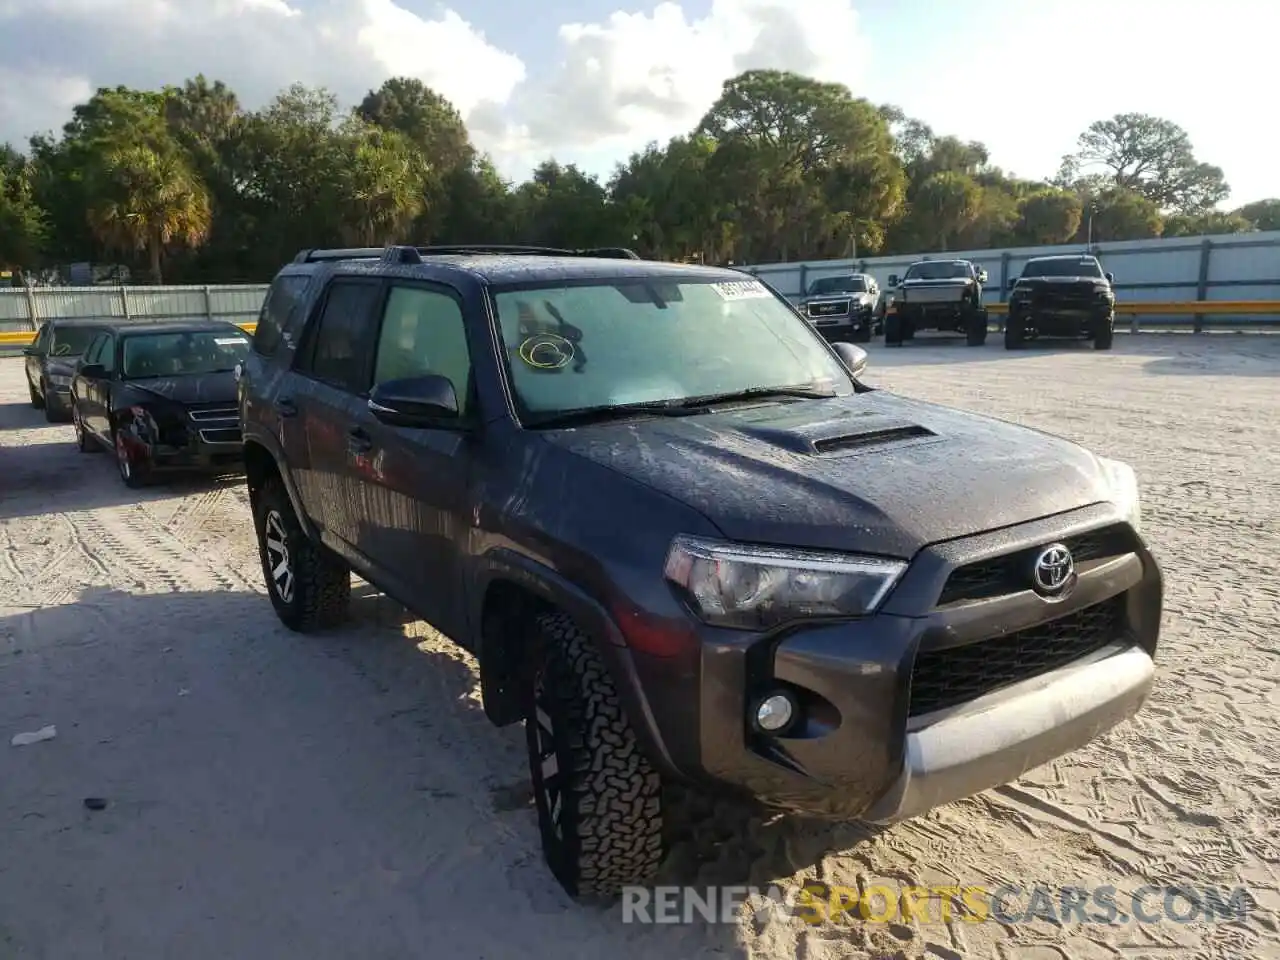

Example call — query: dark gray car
[24,319,115,422]
[238,243,1163,900]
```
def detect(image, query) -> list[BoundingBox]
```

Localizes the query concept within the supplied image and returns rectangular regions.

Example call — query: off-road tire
[884,314,904,347]
[525,611,664,899]
[966,309,989,346]
[1004,314,1026,350]
[1094,318,1114,350]
[28,379,44,409]
[254,478,350,632]
[849,319,872,344]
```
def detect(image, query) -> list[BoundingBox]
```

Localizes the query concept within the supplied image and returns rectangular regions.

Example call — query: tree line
[1,69,1277,285]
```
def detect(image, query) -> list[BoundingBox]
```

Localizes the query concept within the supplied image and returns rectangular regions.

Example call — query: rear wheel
[525,611,664,898]
[254,479,350,632]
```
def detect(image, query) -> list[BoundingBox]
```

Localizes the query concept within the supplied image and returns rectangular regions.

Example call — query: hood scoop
[732,410,938,457]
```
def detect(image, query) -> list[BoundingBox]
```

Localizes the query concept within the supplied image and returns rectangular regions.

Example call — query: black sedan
[69,320,250,487]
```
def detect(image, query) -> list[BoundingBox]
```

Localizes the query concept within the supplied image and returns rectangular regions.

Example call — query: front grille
[908,596,1127,717]
[807,300,852,318]
[938,524,1133,606]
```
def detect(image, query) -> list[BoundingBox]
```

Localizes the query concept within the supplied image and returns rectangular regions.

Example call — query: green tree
[0,148,48,268]
[84,144,212,283]
[1078,187,1164,242]
[910,171,982,251]
[1161,210,1252,237]
[1233,199,1280,232]
[1058,113,1229,214]
[334,119,430,246]
[1015,189,1083,245]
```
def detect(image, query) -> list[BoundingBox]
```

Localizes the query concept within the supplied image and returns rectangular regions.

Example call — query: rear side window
[254,274,311,357]
[295,279,382,393]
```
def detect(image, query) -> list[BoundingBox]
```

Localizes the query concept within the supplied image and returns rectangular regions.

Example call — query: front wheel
[849,320,872,344]
[966,309,989,346]
[1005,314,1026,350]
[113,428,151,488]
[1094,317,1114,350]
[884,314,904,347]
[253,479,350,632]
[525,612,664,898]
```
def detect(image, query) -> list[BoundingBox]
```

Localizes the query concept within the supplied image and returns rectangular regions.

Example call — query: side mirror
[832,342,868,379]
[887,275,899,287]
[368,374,460,427]
[22,346,36,356]
[977,269,988,283]
[1105,272,1115,284]
[78,363,105,380]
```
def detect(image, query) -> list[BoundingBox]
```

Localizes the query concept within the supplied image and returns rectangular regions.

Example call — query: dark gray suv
[237,244,1163,899]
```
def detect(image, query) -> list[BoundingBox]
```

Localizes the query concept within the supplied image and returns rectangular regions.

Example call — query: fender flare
[241,429,319,541]
[470,548,679,778]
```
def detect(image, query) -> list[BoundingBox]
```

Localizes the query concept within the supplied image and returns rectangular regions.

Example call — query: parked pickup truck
[885,259,989,346]
[796,273,882,343]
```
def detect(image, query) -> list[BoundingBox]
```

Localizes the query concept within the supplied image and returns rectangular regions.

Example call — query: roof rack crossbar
[292,247,386,264]
[382,244,642,264]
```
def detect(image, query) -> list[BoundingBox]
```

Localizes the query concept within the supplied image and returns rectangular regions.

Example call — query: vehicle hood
[127,371,238,405]
[542,392,1113,558]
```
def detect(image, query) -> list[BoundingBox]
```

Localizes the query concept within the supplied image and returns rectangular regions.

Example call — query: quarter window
[254,274,311,356]
[372,286,472,415]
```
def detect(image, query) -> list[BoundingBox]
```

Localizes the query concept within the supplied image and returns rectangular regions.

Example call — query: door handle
[347,427,373,454]
[274,397,297,418]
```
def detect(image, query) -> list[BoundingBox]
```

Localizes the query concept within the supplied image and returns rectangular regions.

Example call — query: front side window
[296,279,382,393]
[372,285,472,415]
[121,330,250,379]
[903,262,971,281]
[491,276,853,419]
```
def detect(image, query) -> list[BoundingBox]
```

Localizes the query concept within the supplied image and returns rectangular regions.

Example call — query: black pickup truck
[1006,254,1117,350]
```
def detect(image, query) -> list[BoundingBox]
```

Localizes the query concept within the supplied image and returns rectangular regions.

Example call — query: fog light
[754,693,795,733]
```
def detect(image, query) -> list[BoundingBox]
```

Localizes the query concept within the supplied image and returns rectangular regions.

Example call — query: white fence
[0,285,269,335]
[742,230,1280,327]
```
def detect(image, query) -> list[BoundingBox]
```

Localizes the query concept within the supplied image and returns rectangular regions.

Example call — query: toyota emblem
[1032,543,1074,594]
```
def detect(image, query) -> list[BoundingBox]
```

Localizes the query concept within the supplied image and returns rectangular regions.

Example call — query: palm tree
[86,145,212,284]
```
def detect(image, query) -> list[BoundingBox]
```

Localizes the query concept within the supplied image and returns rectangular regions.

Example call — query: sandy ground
[1,334,1278,960]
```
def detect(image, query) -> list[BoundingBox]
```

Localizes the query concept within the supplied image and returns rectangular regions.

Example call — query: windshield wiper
[671,385,837,408]
[523,400,707,429]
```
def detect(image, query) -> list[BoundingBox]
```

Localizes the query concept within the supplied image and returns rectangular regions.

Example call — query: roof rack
[382,244,641,264]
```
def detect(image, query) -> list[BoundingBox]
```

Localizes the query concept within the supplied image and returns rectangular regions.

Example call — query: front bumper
[633,502,1162,820]
[1011,300,1114,336]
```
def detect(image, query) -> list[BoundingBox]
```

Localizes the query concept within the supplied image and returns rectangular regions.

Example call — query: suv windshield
[1020,258,1104,279]
[809,276,868,295]
[121,330,251,379]
[491,277,853,419]
[48,325,100,357]
[903,262,971,281]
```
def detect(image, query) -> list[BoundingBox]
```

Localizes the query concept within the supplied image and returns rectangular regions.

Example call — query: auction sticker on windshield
[215,337,248,346]
[710,280,772,300]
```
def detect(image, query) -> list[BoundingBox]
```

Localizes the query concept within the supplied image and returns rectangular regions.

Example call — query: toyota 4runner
[1006,254,1117,350]
[885,259,989,346]
[238,244,1162,900]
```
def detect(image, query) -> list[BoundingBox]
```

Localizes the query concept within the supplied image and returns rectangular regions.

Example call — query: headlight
[1098,456,1141,532]
[663,535,907,629]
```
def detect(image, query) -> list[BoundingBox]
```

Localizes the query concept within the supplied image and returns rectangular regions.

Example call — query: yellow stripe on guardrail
[0,321,258,346]
[979,301,1280,316]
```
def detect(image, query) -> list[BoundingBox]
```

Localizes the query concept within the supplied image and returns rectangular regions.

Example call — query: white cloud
[0,0,524,143]
[0,0,870,184]
[487,0,871,175]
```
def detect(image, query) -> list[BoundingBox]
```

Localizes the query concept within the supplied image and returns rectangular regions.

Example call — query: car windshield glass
[809,276,867,295]
[48,326,100,356]
[1021,258,1104,278]
[491,277,853,419]
[903,262,970,280]
[121,330,251,379]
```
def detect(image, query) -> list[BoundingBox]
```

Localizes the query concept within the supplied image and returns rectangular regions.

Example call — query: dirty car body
[70,320,249,485]
[886,259,989,346]
[23,318,115,421]
[796,273,882,343]
[239,244,1162,898]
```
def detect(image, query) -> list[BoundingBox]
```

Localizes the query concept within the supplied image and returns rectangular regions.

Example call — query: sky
[0,0,1275,206]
